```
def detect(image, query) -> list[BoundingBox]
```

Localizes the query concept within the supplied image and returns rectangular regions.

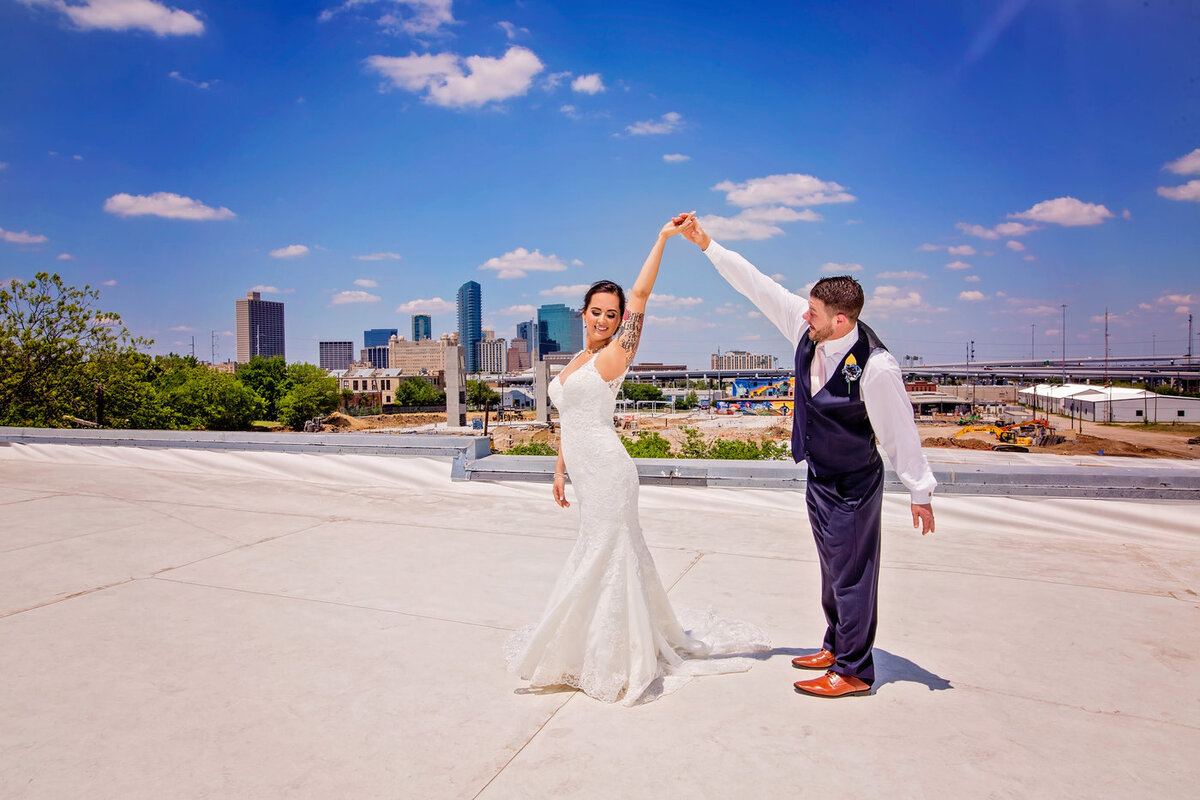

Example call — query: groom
[679,214,936,698]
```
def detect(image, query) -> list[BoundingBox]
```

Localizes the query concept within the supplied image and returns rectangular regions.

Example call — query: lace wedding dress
[505,352,769,705]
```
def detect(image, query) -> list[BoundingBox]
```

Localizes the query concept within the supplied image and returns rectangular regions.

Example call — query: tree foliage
[278,365,339,430]
[0,273,151,427]
[467,379,501,410]
[394,377,445,406]
[620,381,664,403]
[235,356,288,420]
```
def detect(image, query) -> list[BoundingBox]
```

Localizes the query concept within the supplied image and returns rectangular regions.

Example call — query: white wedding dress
[505,352,770,705]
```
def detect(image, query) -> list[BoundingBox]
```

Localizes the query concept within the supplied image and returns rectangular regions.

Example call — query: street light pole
[1060,303,1067,388]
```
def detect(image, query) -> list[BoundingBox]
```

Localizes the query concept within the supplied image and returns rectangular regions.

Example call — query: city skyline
[1,1,1197,369]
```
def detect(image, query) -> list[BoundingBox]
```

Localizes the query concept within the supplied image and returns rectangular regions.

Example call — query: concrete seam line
[470,693,578,800]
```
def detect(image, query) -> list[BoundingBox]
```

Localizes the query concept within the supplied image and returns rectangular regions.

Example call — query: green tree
[1,273,151,427]
[394,377,445,406]
[620,432,672,458]
[278,363,338,430]
[504,441,558,456]
[235,355,288,420]
[620,381,664,403]
[158,364,264,430]
[467,378,501,410]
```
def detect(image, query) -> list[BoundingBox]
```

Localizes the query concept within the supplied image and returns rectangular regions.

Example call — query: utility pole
[1031,323,1035,363]
[1104,309,1110,386]
[1060,303,1067,388]
[211,330,217,365]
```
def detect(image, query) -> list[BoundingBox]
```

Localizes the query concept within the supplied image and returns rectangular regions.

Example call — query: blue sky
[2,0,1198,368]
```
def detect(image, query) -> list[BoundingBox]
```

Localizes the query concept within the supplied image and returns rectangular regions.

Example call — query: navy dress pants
[805,458,885,685]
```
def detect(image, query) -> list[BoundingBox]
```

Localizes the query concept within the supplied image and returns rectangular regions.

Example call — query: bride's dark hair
[583,280,627,319]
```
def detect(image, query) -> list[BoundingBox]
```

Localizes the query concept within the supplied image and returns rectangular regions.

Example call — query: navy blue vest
[792,322,888,477]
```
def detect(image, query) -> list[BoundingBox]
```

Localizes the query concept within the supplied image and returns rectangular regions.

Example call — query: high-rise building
[235,291,285,363]
[711,350,778,370]
[362,345,390,368]
[507,337,531,371]
[479,337,508,374]
[516,320,538,360]
[412,314,432,341]
[319,341,354,371]
[457,280,482,373]
[537,303,582,356]
[364,328,398,349]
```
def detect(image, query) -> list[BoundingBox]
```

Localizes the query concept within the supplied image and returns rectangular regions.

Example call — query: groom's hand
[911,503,934,535]
[678,213,711,250]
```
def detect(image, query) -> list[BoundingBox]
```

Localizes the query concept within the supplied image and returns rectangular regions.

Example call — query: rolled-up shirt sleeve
[704,240,808,349]
[861,350,937,504]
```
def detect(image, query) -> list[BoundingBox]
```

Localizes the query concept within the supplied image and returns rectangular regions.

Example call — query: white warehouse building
[1018,383,1200,423]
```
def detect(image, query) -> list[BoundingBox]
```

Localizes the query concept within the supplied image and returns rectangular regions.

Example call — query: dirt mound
[922,437,994,451]
[323,412,365,429]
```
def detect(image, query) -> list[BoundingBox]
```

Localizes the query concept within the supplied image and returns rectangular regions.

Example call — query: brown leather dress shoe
[794,670,871,698]
[791,649,836,670]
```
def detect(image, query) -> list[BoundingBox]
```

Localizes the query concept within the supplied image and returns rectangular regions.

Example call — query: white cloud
[1023,255,1036,261]
[495,304,536,315]
[959,290,987,301]
[918,243,976,255]
[945,260,972,270]
[560,104,580,119]
[715,302,741,315]
[366,46,544,109]
[1175,305,1190,314]
[571,73,605,94]
[697,213,783,241]
[320,0,455,36]
[1164,148,1200,176]
[866,286,928,318]
[57,253,73,260]
[543,71,571,90]
[1005,240,1026,252]
[496,20,527,40]
[19,0,204,36]
[331,290,381,305]
[713,173,855,208]
[169,70,215,90]
[249,285,284,294]
[625,111,682,136]
[1158,293,1194,306]
[1122,208,1132,220]
[1139,302,1153,311]
[964,275,982,283]
[103,192,234,220]
[0,162,8,170]
[697,206,822,241]
[73,154,83,161]
[741,205,823,223]
[354,278,378,287]
[540,284,591,297]
[820,262,863,274]
[769,273,787,282]
[270,244,310,259]
[355,251,402,261]
[1009,197,1114,227]
[395,296,455,314]
[662,153,690,163]
[1156,180,1200,202]
[479,247,568,279]
[0,226,48,244]
[650,293,703,308]
[956,221,1039,239]
[170,325,196,332]
[877,270,927,280]
[101,279,117,286]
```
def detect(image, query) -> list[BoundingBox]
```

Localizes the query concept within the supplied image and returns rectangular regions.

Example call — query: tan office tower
[235,291,286,363]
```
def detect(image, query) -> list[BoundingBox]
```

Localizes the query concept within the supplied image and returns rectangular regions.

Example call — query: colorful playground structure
[719,377,795,414]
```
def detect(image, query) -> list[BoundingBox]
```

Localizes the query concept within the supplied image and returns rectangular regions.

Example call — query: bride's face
[585,292,622,347]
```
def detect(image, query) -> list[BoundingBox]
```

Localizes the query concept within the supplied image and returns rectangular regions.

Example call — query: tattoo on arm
[618,311,644,365]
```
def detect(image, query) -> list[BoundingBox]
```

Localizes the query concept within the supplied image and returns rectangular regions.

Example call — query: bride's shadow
[751,646,953,692]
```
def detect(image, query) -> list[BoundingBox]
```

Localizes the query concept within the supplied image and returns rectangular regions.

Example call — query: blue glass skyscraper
[457,280,482,373]
[412,314,432,341]
[364,328,397,348]
[537,303,582,356]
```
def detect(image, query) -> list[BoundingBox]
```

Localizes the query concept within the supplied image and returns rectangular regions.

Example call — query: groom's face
[804,297,840,342]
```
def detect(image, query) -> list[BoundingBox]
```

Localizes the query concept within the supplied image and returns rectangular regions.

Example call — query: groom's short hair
[811,276,865,322]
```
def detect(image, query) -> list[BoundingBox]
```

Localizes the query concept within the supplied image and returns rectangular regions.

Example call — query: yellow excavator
[951,420,1063,451]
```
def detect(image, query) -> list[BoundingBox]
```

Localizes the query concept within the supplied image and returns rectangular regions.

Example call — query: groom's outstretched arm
[679,215,808,349]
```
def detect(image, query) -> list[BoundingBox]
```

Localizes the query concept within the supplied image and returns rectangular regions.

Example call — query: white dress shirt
[705,240,936,504]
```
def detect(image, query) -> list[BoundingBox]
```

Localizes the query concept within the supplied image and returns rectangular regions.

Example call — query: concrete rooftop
[1,440,1198,799]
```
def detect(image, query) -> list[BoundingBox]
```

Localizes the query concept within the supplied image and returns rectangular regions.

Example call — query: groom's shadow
[745,646,953,692]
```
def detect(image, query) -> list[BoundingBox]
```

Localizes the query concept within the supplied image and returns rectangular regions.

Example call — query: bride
[505,214,769,705]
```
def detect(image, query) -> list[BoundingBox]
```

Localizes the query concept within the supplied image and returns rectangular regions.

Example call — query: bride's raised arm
[594,214,692,381]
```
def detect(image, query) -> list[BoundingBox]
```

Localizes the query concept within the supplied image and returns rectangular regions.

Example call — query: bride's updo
[583,280,627,319]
